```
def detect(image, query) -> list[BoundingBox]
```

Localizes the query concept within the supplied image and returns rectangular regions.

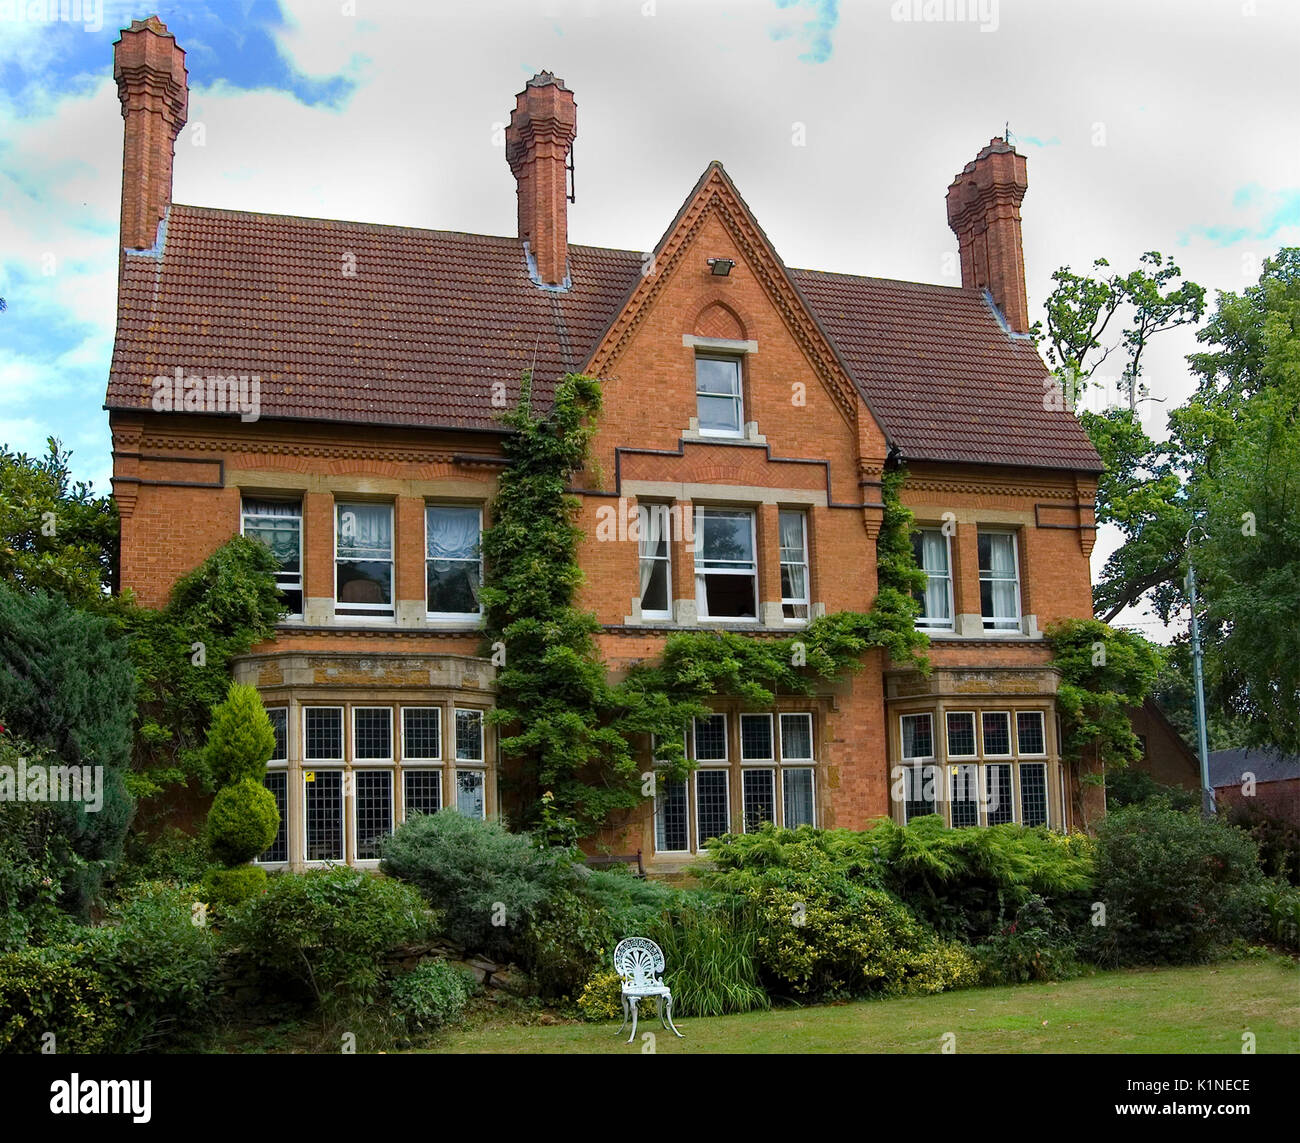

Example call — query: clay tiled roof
[790,269,1102,471]
[106,204,1102,472]
[107,205,642,431]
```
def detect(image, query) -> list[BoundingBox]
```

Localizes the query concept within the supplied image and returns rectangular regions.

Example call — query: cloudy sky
[2,0,1297,638]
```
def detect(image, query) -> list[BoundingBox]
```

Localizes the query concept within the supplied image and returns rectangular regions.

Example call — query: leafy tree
[0,584,135,913]
[0,437,117,603]
[117,536,283,803]
[1048,617,1163,772]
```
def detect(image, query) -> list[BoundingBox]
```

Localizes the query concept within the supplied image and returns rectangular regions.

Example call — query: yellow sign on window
[304,770,315,783]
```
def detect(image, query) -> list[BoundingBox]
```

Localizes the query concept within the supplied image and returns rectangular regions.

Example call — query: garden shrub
[863,816,1095,943]
[726,871,976,1000]
[646,900,770,1015]
[0,737,84,951]
[115,827,209,890]
[224,868,434,1009]
[520,871,683,1001]
[202,683,277,787]
[576,967,658,1022]
[389,960,477,1032]
[1257,880,1300,952]
[1086,802,1264,965]
[577,968,627,1021]
[583,867,680,934]
[81,882,219,1051]
[1224,800,1300,885]
[0,947,117,1053]
[200,864,267,908]
[0,586,136,914]
[205,778,279,866]
[1105,765,1199,812]
[520,886,611,1001]
[380,811,569,959]
[972,894,1082,985]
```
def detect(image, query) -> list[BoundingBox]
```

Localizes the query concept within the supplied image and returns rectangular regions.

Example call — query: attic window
[695,355,743,437]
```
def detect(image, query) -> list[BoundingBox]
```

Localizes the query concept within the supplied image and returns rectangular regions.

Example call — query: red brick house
[105,17,1102,871]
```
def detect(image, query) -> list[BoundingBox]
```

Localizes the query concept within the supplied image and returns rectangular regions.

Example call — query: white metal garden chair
[613,937,684,1043]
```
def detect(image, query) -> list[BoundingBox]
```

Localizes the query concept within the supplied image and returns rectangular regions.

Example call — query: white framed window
[693,714,729,762]
[336,501,394,616]
[266,707,289,763]
[695,508,758,620]
[900,713,934,760]
[694,769,730,845]
[779,510,809,622]
[257,770,289,864]
[1019,762,1049,827]
[352,707,393,763]
[949,764,980,828]
[978,530,1021,630]
[945,711,977,758]
[426,504,482,619]
[985,763,1015,825]
[353,769,393,860]
[741,768,776,832]
[304,707,344,762]
[779,713,814,762]
[403,770,442,819]
[241,498,303,616]
[739,713,772,762]
[981,711,1012,757]
[1016,711,1046,756]
[303,769,344,861]
[782,768,815,828]
[455,708,484,762]
[638,502,672,619]
[900,712,936,823]
[695,355,743,436]
[401,707,442,761]
[912,528,953,630]
[655,776,690,853]
[455,770,486,819]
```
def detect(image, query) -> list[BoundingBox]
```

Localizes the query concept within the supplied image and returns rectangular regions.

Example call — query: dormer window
[695,356,743,436]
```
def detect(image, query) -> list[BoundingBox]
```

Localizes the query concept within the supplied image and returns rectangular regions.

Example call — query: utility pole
[1185,527,1215,817]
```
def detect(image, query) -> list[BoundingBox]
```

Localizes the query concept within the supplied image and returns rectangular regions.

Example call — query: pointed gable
[586,162,883,443]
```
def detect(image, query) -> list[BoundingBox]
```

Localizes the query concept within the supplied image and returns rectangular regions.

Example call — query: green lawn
[429,959,1300,1054]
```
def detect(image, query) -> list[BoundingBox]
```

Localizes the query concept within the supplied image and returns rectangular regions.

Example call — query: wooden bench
[583,848,646,879]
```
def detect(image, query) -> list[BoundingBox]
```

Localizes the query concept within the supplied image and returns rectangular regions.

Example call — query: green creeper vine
[483,373,930,841]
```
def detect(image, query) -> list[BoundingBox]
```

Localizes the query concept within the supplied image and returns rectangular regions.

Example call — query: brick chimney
[113,16,188,252]
[505,72,576,288]
[946,138,1030,333]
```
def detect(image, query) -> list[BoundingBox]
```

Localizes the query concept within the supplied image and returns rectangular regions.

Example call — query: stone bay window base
[233,651,497,871]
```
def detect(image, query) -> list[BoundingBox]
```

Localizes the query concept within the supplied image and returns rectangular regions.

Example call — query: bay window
[695,508,757,620]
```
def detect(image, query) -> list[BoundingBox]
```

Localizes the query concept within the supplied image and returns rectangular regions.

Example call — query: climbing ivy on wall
[482,373,930,840]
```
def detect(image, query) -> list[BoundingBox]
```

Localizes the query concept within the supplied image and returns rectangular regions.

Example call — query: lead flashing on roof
[982,288,1035,340]
[523,240,572,292]
[123,204,170,262]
